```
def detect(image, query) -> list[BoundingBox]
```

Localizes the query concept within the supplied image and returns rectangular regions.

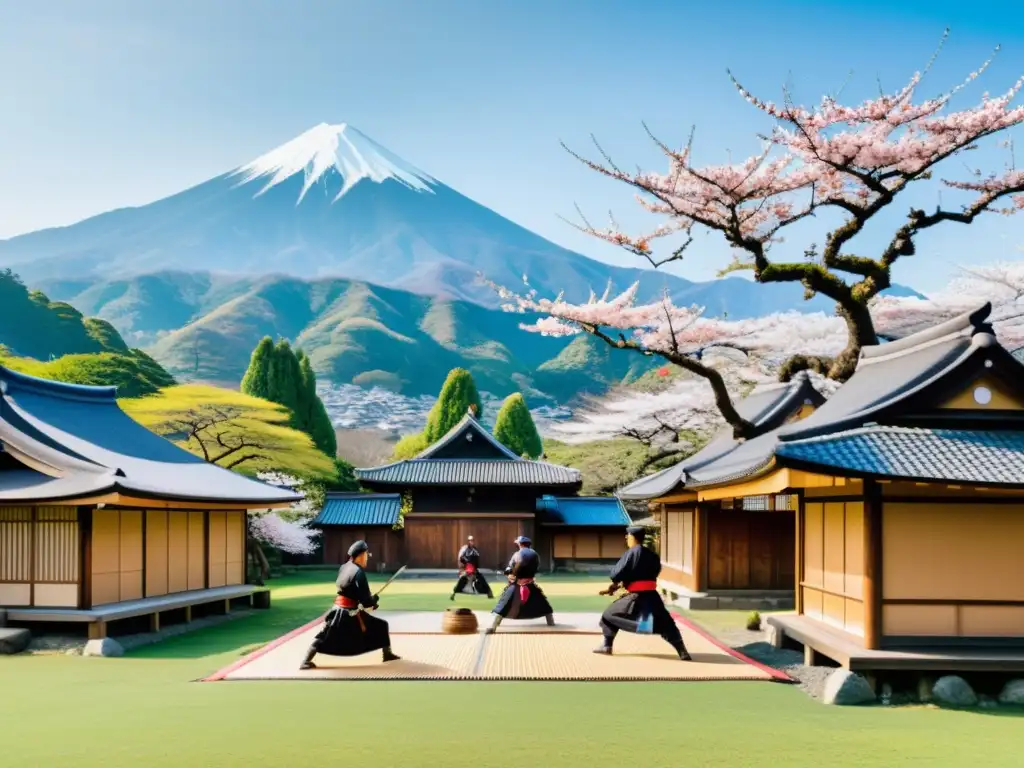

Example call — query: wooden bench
[5,585,271,639]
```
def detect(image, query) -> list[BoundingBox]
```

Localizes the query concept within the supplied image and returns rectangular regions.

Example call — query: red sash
[465,563,476,574]
[516,577,533,604]
[334,595,358,609]
[626,580,658,593]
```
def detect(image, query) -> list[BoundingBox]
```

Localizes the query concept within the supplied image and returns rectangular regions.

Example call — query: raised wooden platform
[768,614,1024,673]
[4,585,267,638]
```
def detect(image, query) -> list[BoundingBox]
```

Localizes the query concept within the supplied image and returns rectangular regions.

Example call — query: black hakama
[491,545,553,620]
[309,607,391,657]
[598,543,688,657]
[599,591,682,645]
[453,569,493,597]
[306,561,393,660]
[492,579,554,620]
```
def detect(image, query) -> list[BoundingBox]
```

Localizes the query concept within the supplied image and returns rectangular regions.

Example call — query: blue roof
[776,427,1024,485]
[313,493,401,526]
[536,495,631,527]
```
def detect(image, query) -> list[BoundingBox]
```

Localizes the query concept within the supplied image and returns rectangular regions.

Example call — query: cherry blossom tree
[560,29,1024,380]
[486,275,847,438]
[249,511,320,556]
[503,259,1023,444]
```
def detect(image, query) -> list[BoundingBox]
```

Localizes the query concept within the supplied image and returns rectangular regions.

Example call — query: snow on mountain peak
[231,122,436,204]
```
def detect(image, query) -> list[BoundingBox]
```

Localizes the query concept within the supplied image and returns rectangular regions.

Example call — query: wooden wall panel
[822,593,846,630]
[601,532,623,558]
[960,606,1024,637]
[553,534,573,558]
[883,502,1024,601]
[119,511,143,601]
[803,585,823,620]
[208,511,227,588]
[0,507,32,587]
[844,597,865,637]
[187,512,205,590]
[225,511,245,586]
[883,604,957,636]
[167,513,189,594]
[91,510,121,606]
[803,503,823,588]
[822,502,845,595]
[843,502,864,600]
[145,510,169,597]
[681,510,694,574]
[574,533,600,558]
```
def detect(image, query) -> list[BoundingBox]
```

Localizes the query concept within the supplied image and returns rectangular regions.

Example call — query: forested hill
[0,268,130,358]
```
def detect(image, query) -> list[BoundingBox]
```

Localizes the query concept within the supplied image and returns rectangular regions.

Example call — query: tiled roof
[617,373,824,500]
[355,458,581,487]
[536,495,631,527]
[777,426,1024,485]
[312,493,401,526]
[0,365,299,505]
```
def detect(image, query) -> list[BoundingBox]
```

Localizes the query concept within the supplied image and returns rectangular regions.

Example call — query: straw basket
[441,607,479,634]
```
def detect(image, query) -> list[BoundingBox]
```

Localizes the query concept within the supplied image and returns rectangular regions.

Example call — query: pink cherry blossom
[563,30,1024,286]
[249,512,320,556]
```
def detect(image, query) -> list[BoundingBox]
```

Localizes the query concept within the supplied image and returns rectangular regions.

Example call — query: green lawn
[0,573,1019,767]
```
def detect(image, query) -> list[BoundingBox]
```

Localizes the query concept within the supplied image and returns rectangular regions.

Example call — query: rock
[82,637,125,658]
[917,676,935,703]
[822,669,877,706]
[880,682,893,705]
[998,679,1024,705]
[978,695,999,710]
[0,627,31,655]
[932,675,978,707]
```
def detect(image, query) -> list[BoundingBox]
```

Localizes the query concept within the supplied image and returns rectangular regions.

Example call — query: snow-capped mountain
[0,122,920,314]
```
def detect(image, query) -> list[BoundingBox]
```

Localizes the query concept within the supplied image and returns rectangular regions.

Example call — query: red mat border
[201,612,327,682]
[670,611,794,683]
[203,611,794,683]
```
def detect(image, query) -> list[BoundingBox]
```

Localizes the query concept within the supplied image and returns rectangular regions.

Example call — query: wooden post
[223,598,231,614]
[692,504,706,593]
[78,506,93,610]
[794,490,804,615]
[184,605,193,623]
[149,612,160,633]
[863,480,883,650]
[88,620,107,640]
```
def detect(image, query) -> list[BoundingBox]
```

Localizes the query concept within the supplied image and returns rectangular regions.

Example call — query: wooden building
[617,373,824,607]
[0,366,299,638]
[648,304,1024,671]
[313,411,631,570]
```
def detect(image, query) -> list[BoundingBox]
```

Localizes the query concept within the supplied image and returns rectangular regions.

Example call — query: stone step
[0,627,31,655]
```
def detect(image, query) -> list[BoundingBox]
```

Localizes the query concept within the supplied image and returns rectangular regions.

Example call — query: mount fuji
[0,122,920,315]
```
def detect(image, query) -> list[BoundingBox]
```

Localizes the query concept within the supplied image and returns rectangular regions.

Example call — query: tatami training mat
[217,624,482,680]
[476,628,772,681]
[205,614,790,682]
[365,610,603,634]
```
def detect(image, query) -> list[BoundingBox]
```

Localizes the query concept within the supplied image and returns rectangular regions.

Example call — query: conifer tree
[296,351,337,456]
[492,392,543,459]
[266,339,302,414]
[423,368,483,443]
[240,336,275,400]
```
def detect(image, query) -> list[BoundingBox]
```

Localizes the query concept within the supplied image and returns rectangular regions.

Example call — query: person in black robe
[450,535,494,600]
[594,525,691,660]
[488,535,555,632]
[299,540,400,669]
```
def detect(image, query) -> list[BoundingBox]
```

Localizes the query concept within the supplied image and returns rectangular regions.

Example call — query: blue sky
[0,0,1021,294]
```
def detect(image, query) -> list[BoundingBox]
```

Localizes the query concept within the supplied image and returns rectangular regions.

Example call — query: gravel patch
[690,621,835,701]
[26,608,257,656]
